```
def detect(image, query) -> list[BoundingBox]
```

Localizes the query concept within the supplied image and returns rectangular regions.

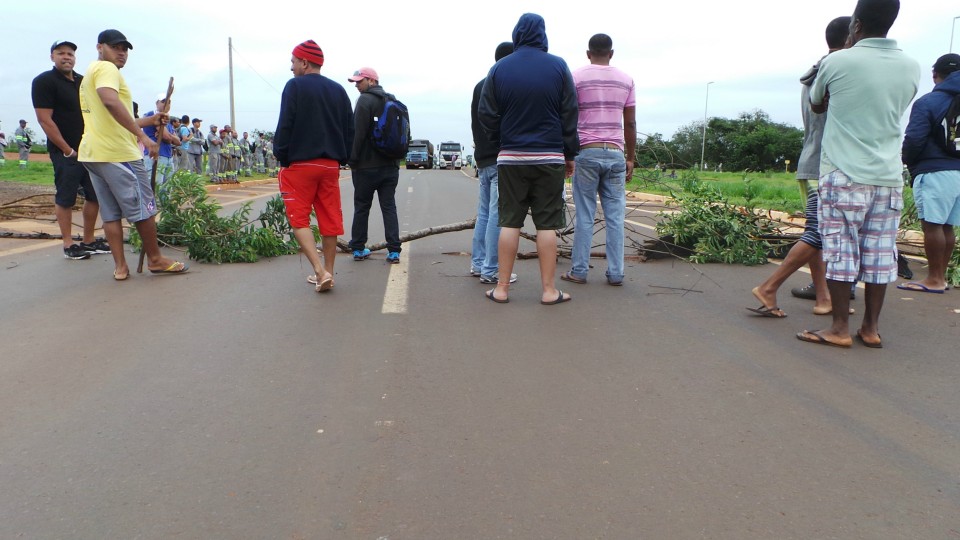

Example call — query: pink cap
[347,67,379,82]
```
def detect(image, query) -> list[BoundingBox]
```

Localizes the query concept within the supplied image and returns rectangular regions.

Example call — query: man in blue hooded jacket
[478,13,579,305]
[899,53,960,294]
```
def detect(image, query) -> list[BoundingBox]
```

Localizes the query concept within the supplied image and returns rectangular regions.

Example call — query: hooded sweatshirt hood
[512,13,548,52]
[902,70,960,175]
[936,70,960,96]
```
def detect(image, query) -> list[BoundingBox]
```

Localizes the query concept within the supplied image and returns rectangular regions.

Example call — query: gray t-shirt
[207,132,222,154]
[796,61,827,181]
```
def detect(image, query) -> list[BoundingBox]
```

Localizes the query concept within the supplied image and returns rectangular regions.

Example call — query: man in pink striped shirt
[562,34,636,287]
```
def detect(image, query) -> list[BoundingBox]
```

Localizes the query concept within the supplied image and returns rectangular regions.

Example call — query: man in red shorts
[274,39,354,292]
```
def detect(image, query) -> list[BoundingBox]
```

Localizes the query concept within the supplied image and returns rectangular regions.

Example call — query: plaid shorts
[818,169,902,284]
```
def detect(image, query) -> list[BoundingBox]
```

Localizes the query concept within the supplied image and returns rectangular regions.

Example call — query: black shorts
[51,150,97,207]
[497,164,566,230]
[799,188,822,250]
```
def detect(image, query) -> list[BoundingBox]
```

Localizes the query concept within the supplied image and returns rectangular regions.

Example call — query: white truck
[438,141,463,170]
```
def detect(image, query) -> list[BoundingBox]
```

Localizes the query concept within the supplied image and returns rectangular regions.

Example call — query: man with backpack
[899,53,960,294]
[346,66,409,263]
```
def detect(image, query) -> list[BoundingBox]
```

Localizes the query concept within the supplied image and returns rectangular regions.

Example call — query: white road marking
[0,240,62,258]
[381,244,410,314]
[407,187,413,193]
[625,218,656,231]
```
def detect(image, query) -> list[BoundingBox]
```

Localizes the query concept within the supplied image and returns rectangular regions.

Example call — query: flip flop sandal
[856,330,883,349]
[485,290,509,304]
[149,261,189,274]
[316,276,333,293]
[541,290,572,305]
[560,272,586,284]
[896,282,945,294]
[746,305,787,318]
[796,330,852,348]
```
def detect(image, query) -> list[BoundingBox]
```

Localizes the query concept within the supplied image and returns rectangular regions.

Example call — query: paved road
[1,169,959,539]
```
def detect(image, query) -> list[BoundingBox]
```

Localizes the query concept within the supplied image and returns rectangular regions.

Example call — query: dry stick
[137,77,175,273]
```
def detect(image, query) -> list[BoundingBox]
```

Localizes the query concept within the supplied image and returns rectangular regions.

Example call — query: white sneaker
[479,273,517,284]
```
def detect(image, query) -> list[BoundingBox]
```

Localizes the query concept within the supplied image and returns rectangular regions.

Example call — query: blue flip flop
[896,282,945,294]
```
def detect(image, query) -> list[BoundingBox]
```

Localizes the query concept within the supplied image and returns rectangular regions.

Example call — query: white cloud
[2,0,953,150]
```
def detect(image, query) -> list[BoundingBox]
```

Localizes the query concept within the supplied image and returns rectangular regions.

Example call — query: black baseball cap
[98,29,133,50]
[50,40,77,53]
[933,53,960,76]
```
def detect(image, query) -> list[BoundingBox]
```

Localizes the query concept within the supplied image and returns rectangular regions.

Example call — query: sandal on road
[896,282,945,294]
[541,290,571,305]
[796,329,852,348]
[149,261,189,274]
[560,272,586,285]
[485,290,509,304]
[856,330,883,349]
[315,275,333,293]
[746,305,786,318]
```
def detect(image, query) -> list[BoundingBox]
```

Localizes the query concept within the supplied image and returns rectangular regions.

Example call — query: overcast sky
[1,0,954,153]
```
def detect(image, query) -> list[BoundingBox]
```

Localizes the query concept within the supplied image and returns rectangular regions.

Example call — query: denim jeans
[143,155,173,185]
[570,148,627,280]
[349,165,401,253]
[471,165,501,277]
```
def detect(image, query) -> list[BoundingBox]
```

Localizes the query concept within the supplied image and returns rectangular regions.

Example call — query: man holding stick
[78,29,188,280]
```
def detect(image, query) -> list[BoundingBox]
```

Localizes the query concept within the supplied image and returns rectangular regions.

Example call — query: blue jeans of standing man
[570,147,627,281]
[349,165,401,253]
[470,165,500,277]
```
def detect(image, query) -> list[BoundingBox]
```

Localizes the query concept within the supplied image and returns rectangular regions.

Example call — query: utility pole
[700,81,714,171]
[952,16,960,53]
[228,37,236,129]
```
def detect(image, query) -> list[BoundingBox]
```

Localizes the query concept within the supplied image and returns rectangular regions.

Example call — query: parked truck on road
[438,141,463,170]
[405,139,434,169]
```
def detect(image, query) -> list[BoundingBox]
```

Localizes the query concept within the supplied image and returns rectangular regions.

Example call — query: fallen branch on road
[335,219,477,252]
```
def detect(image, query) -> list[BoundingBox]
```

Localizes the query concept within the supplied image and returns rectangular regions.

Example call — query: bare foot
[752,286,778,310]
[796,329,852,348]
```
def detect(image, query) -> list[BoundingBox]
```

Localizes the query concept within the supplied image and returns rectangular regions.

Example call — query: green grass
[628,169,807,214]
[0,161,55,185]
[0,160,277,188]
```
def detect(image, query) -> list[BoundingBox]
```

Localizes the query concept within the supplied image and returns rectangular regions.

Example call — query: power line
[229,42,283,95]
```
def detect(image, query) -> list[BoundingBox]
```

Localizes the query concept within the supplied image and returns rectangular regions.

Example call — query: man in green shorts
[478,13,579,305]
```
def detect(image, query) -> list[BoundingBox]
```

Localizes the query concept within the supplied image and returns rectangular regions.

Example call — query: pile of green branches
[130,171,299,263]
[655,172,777,266]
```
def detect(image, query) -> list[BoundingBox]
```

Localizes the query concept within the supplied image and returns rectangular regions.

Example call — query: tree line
[636,109,803,173]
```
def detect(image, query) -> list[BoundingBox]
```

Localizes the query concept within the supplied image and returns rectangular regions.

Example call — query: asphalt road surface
[1,169,958,539]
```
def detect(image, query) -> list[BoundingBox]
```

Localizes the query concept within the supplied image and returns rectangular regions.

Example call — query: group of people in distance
[749,0,960,350]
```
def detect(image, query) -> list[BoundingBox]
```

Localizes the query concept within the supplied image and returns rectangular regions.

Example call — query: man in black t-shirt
[31,40,110,260]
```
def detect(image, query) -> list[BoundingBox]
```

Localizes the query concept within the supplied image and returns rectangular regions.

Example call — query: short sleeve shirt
[142,111,175,158]
[31,68,85,150]
[207,132,222,154]
[78,61,141,163]
[810,39,920,186]
[572,64,635,150]
[178,125,192,152]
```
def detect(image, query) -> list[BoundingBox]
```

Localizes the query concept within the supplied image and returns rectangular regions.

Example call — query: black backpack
[371,94,410,159]
[939,91,960,158]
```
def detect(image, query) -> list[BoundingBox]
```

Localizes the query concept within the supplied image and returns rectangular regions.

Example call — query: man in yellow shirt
[78,29,188,280]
